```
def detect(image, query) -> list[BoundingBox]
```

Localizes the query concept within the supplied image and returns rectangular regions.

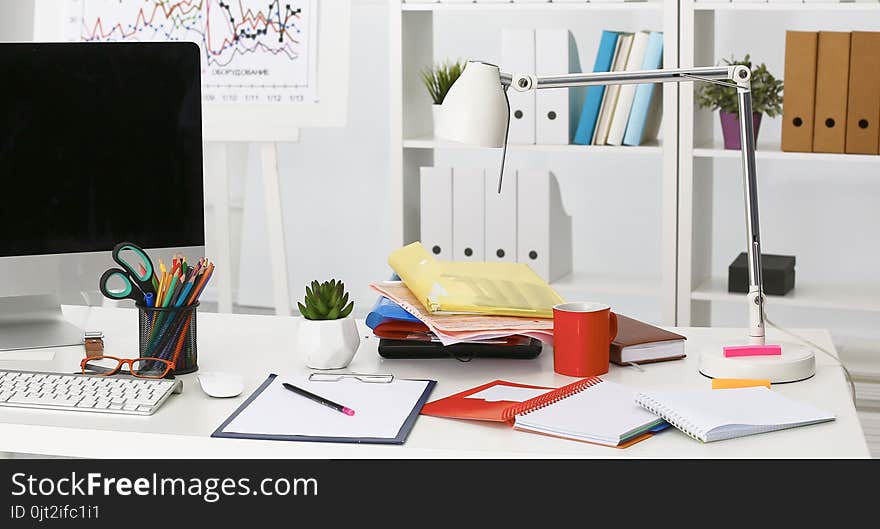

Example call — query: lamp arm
[501,64,764,342]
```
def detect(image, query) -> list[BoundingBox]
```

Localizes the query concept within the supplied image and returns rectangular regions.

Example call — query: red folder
[421,380,554,422]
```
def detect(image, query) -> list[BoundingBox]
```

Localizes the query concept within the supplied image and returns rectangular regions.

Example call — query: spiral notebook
[421,378,666,448]
[634,387,835,443]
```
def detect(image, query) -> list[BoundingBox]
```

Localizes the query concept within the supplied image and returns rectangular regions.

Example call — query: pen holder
[137,302,199,375]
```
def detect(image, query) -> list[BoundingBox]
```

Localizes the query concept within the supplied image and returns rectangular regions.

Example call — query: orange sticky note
[712,378,771,390]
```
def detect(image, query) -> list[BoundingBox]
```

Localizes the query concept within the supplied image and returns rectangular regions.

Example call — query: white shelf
[691,277,880,313]
[693,142,880,164]
[551,271,663,298]
[693,2,880,12]
[404,135,663,154]
[402,1,663,12]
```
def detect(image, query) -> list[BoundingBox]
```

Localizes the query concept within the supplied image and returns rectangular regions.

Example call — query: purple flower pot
[720,111,762,150]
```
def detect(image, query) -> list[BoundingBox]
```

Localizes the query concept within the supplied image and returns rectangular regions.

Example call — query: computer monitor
[0,42,205,351]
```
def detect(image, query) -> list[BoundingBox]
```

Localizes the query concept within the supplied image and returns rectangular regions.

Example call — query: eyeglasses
[80,356,174,379]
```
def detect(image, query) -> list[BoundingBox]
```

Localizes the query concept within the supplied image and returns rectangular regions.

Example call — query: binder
[535,29,583,145]
[516,170,572,283]
[781,31,818,153]
[501,29,536,145]
[593,32,633,145]
[845,31,880,155]
[623,31,664,146]
[452,168,485,262]
[573,30,620,145]
[606,31,650,146]
[484,167,517,262]
[813,32,851,154]
[419,166,453,260]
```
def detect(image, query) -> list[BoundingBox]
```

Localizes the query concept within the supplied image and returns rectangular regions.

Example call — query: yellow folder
[388,242,564,318]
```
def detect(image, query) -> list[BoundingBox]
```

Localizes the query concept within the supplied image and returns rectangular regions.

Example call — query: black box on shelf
[728,253,796,296]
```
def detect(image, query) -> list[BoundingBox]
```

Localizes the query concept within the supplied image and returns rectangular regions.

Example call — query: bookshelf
[389,0,680,325]
[678,1,880,374]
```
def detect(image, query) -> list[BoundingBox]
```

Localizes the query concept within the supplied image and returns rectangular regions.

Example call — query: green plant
[297,279,354,321]
[696,55,783,117]
[420,59,465,105]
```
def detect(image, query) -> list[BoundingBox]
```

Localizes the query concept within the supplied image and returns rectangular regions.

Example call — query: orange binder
[781,31,818,153]
[845,32,880,155]
[813,32,851,153]
[421,378,666,448]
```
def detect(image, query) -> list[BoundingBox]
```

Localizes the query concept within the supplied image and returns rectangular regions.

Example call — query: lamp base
[698,340,816,383]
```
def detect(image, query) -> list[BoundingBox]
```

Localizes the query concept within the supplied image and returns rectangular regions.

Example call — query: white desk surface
[0,306,869,459]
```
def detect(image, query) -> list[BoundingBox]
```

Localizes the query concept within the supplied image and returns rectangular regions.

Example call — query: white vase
[432,104,444,138]
[296,316,361,370]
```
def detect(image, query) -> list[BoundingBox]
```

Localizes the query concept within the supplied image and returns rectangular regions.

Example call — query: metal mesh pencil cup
[137,302,199,375]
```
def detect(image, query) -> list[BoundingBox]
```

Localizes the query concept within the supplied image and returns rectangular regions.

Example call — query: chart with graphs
[66,0,318,104]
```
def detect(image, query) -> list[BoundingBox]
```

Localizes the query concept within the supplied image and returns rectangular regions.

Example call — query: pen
[282,382,355,416]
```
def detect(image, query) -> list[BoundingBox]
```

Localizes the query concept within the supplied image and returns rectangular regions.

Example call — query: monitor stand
[0,295,83,351]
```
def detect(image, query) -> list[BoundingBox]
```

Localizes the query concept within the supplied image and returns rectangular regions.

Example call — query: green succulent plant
[297,279,354,320]
[420,59,465,105]
[696,55,783,117]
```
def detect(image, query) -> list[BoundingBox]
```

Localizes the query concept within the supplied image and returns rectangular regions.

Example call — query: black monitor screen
[0,42,204,257]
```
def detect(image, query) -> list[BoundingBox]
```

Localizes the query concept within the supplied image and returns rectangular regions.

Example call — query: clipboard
[211,373,436,444]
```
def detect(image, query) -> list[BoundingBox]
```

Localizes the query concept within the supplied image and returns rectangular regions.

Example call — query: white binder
[502,29,536,145]
[516,170,572,283]
[452,168,485,262]
[535,29,583,145]
[419,167,453,260]
[484,169,517,263]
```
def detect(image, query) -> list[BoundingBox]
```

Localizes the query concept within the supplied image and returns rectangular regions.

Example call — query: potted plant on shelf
[696,55,783,150]
[420,59,464,137]
[295,279,359,370]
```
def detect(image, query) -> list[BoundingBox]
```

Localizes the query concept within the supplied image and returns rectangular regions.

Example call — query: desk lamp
[437,60,815,383]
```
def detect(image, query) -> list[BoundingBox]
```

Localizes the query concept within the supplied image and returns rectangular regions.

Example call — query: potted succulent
[295,279,359,370]
[420,59,464,137]
[696,55,783,150]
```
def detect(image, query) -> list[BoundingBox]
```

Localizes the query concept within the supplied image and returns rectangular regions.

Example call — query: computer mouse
[197,371,244,398]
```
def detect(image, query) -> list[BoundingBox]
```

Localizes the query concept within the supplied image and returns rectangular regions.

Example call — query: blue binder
[623,32,664,146]
[365,295,421,330]
[573,30,619,145]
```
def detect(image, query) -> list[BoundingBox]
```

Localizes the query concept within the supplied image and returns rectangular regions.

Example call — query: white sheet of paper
[0,350,55,362]
[221,375,431,440]
[466,385,550,403]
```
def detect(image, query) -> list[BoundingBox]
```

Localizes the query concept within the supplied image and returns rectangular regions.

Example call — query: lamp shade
[436,61,508,148]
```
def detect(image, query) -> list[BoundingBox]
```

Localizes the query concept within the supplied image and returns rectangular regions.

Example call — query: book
[623,31,664,146]
[592,32,633,145]
[634,386,835,443]
[421,377,666,448]
[606,30,650,146]
[573,30,619,145]
[610,314,686,365]
[387,242,564,318]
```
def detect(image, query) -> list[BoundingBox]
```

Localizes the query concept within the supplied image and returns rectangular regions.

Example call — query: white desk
[0,306,869,458]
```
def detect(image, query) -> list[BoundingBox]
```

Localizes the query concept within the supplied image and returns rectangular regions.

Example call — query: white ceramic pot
[296,316,360,370]
[432,104,444,137]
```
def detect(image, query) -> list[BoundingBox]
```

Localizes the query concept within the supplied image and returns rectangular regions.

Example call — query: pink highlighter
[723,345,782,358]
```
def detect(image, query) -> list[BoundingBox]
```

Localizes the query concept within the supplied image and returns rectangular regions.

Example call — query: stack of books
[573,30,664,147]
[367,242,561,360]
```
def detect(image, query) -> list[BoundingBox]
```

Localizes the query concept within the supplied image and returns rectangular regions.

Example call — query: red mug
[552,302,618,377]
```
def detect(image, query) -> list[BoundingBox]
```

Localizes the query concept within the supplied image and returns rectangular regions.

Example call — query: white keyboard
[0,369,183,416]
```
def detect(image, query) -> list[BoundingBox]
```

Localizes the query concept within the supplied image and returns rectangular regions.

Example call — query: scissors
[98,242,156,303]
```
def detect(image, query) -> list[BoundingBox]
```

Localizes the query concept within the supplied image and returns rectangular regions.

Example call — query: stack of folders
[782,30,880,155]
[573,29,664,147]
[368,242,565,360]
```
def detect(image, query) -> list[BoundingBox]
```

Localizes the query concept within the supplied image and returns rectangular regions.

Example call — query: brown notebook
[845,31,880,155]
[610,314,686,366]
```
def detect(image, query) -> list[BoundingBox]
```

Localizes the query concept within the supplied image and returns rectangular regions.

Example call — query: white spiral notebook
[634,387,835,443]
